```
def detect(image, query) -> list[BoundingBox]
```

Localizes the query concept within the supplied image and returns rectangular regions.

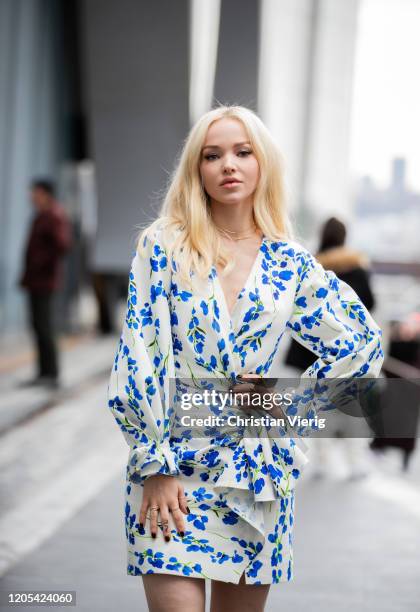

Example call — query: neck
[209,200,256,234]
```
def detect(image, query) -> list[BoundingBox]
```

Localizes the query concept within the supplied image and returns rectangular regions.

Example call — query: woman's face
[199,118,260,206]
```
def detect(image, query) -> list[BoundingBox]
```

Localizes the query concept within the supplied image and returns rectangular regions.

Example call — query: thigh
[210,572,270,612]
[142,573,205,612]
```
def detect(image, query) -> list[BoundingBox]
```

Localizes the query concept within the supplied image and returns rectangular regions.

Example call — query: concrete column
[80,0,190,271]
[189,0,221,124]
[259,0,360,237]
[303,0,360,226]
[0,0,63,331]
[213,0,259,110]
[259,0,315,216]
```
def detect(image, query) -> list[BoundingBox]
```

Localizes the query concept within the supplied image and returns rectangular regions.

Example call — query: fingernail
[152,533,156,539]
[139,522,144,529]
[165,535,170,542]
[179,531,185,537]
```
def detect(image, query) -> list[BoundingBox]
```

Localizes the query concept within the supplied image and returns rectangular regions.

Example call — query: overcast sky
[350,0,420,191]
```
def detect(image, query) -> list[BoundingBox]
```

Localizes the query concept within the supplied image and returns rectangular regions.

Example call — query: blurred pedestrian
[316,216,375,309]
[371,316,420,470]
[18,178,72,389]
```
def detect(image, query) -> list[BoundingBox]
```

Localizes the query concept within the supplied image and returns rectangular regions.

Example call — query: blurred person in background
[316,217,375,310]
[18,178,72,389]
[371,314,420,470]
[286,216,376,479]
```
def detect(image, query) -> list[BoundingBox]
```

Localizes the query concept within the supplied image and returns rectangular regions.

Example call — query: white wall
[259,0,360,238]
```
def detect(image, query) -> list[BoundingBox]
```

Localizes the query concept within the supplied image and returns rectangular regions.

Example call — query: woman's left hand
[229,373,277,414]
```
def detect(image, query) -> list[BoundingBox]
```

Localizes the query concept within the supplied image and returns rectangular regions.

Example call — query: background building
[0,0,388,335]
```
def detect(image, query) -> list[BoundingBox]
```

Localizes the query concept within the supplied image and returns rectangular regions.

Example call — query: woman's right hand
[139,474,190,541]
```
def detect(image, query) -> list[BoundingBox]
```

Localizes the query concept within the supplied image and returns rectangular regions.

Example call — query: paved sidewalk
[0,332,119,433]
[1,471,419,612]
[1,329,419,611]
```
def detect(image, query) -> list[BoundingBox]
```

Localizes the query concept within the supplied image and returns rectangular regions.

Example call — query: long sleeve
[107,228,179,484]
[280,245,384,437]
[286,245,383,380]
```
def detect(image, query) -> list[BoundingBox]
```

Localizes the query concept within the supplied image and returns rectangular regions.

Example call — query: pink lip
[220,180,241,188]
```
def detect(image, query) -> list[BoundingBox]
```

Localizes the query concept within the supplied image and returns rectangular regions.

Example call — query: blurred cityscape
[353,157,420,327]
[354,157,420,261]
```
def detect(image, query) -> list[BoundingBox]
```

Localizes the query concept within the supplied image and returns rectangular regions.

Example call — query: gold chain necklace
[214,223,258,242]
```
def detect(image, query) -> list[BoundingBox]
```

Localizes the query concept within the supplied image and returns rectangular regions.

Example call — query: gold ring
[169,506,180,512]
[150,506,159,512]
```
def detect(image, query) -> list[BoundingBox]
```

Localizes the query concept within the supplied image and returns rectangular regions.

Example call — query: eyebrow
[201,141,251,151]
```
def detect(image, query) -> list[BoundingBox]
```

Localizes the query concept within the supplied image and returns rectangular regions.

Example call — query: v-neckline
[213,236,266,324]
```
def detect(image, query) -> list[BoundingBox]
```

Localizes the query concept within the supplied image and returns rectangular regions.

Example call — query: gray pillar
[80,0,190,272]
[0,0,64,332]
[259,0,359,239]
[303,0,360,225]
[259,0,315,216]
[213,0,259,110]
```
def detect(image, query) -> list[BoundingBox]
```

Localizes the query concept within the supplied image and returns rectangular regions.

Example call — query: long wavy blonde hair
[137,105,292,289]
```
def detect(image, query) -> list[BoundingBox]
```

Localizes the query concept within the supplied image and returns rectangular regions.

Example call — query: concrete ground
[0,332,419,611]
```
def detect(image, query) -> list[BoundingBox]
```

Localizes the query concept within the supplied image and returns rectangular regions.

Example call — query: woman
[107,106,383,611]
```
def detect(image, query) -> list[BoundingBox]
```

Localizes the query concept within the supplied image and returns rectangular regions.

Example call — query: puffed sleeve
[107,227,179,484]
[275,244,384,437]
[240,243,384,497]
[286,245,384,380]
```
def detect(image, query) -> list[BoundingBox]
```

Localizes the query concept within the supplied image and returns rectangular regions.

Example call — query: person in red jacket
[18,179,72,389]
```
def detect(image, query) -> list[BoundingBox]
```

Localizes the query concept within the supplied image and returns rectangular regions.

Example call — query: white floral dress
[107,225,383,585]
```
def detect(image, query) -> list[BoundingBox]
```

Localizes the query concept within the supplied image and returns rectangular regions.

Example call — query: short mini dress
[107,224,383,585]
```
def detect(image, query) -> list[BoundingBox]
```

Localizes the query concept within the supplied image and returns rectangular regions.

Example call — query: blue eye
[238,149,252,156]
[204,154,218,161]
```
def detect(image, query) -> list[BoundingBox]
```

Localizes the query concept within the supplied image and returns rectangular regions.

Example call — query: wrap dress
[107,224,384,585]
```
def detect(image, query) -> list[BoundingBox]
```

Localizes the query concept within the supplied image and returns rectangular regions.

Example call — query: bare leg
[142,574,206,612]
[210,571,270,612]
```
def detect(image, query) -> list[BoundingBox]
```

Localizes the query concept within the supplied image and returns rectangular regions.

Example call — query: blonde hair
[137,104,292,289]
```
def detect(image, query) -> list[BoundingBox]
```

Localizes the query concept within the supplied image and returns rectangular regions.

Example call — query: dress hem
[127,563,293,585]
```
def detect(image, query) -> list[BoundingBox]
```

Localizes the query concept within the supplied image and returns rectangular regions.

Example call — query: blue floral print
[108,224,383,584]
